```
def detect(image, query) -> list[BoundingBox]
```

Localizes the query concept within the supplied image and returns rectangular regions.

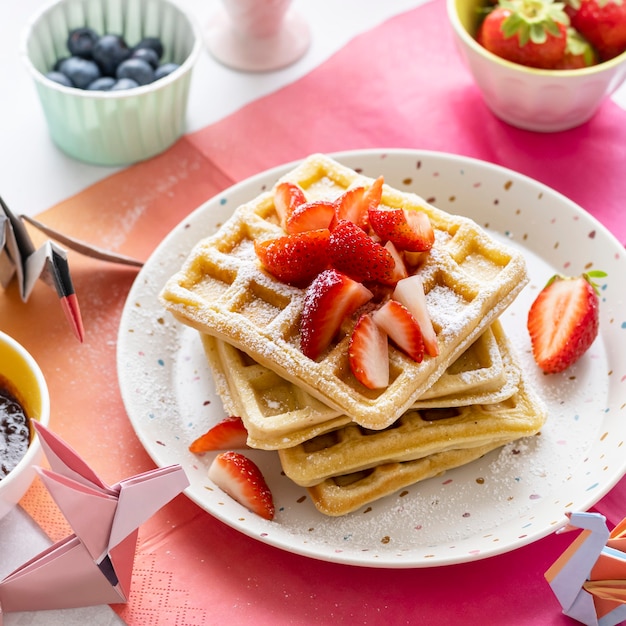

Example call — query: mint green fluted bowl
[22,0,202,166]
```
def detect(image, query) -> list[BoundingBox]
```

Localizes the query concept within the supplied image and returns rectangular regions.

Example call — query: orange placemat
[4,1,626,624]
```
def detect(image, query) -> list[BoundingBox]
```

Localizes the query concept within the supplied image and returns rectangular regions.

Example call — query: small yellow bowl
[21,0,202,165]
[0,332,50,520]
[447,0,626,131]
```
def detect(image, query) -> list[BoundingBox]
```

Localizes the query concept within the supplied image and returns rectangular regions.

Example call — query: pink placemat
[8,1,626,624]
[187,0,626,247]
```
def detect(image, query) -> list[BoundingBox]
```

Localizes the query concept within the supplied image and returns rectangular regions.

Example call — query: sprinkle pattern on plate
[117,149,626,568]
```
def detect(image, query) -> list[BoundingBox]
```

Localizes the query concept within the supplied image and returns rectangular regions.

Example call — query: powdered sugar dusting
[118,150,626,568]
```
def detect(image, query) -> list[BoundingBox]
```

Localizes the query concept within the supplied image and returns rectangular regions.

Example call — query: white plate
[117,149,626,568]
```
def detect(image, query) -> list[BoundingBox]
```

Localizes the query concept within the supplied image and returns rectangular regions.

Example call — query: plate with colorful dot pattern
[117,149,626,568]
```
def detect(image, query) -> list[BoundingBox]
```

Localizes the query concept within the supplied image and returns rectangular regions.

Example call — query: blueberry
[86,76,116,90]
[53,56,69,71]
[93,34,131,76]
[154,62,180,80]
[131,47,160,69]
[67,27,99,58]
[45,71,74,87]
[58,56,101,89]
[116,58,154,85]
[133,37,164,60]
[111,77,140,90]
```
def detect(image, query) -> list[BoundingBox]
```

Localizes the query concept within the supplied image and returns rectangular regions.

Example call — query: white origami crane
[0,196,142,341]
[546,511,626,626]
[0,422,189,622]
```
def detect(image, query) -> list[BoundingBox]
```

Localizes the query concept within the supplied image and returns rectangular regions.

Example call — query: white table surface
[0,1,423,623]
[2,1,626,623]
[2,0,425,220]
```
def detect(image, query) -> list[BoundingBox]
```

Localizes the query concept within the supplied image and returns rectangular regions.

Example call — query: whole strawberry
[566,0,626,60]
[527,271,605,373]
[477,0,570,69]
[554,26,599,67]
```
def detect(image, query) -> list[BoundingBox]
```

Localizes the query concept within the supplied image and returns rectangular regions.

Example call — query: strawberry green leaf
[500,0,569,46]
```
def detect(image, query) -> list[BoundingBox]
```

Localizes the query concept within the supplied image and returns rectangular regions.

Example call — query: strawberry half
[349,313,389,389]
[300,269,373,360]
[285,200,336,234]
[371,299,425,363]
[329,219,399,285]
[368,207,434,252]
[527,272,603,374]
[392,275,439,357]
[189,416,249,453]
[208,451,275,520]
[254,229,330,287]
[274,181,306,228]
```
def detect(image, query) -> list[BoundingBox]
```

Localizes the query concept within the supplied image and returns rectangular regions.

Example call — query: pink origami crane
[545,511,626,626]
[0,422,189,622]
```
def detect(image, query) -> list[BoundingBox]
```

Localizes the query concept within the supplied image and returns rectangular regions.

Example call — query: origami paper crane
[545,511,626,626]
[0,196,142,342]
[0,422,189,621]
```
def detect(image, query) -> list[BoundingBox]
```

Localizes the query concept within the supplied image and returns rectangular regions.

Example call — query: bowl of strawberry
[22,0,201,165]
[447,0,626,131]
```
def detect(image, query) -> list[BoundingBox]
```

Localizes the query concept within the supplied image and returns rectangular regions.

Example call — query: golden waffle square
[292,373,547,516]
[201,320,521,450]
[278,362,542,488]
[307,443,507,517]
[160,153,528,429]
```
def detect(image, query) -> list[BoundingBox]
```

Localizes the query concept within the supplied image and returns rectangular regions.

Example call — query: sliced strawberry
[274,181,306,228]
[369,207,434,252]
[363,176,384,209]
[333,176,384,230]
[300,269,373,360]
[208,451,275,520]
[527,273,602,374]
[285,200,336,234]
[371,299,424,362]
[189,416,249,453]
[254,229,330,287]
[349,313,389,389]
[402,250,429,271]
[334,186,367,228]
[383,240,409,283]
[329,219,398,285]
[392,275,439,357]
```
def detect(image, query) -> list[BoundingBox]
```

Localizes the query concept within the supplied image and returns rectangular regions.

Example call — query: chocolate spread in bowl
[0,386,31,480]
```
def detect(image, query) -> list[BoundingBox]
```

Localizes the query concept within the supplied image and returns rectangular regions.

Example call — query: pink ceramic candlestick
[206,0,310,71]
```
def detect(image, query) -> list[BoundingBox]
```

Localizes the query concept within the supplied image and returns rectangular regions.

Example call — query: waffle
[278,356,540,487]
[292,372,547,516]
[201,320,521,450]
[306,443,506,517]
[160,153,528,430]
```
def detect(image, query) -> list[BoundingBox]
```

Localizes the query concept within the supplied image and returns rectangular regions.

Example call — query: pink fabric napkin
[12,1,626,624]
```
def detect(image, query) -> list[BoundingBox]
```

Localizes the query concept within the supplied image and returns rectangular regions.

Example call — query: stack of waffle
[160,154,547,516]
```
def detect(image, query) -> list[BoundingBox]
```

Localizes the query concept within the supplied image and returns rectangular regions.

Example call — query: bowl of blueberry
[22,0,202,165]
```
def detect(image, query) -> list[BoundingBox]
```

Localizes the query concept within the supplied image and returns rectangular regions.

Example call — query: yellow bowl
[447,0,626,131]
[0,332,50,520]
[21,0,202,165]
